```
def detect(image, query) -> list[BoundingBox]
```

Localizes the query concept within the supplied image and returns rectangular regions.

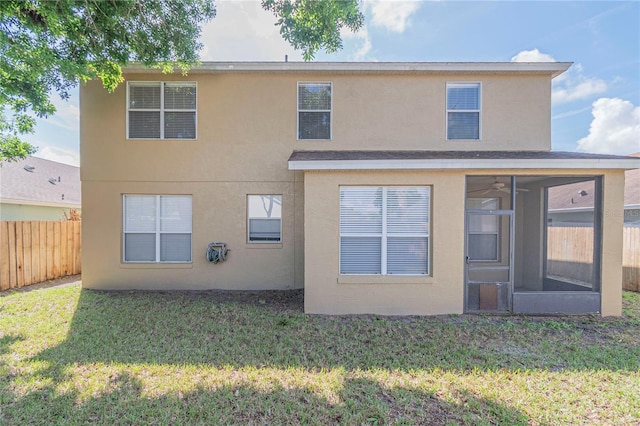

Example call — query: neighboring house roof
[124,61,572,78]
[288,150,640,171]
[547,152,640,211]
[624,153,640,208]
[0,156,80,208]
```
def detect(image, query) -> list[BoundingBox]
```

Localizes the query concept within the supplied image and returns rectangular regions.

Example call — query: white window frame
[247,194,283,243]
[126,81,198,140]
[339,186,431,276]
[446,82,481,141]
[297,81,332,140]
[122,194,193,263]
[466,197,499,262]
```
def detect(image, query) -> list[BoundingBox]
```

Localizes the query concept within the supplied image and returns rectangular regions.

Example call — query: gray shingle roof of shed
[0,157,80,207]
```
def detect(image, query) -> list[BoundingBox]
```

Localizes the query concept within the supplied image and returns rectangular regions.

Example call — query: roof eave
[0,198,81,209]
[123,61,572,77]
[288,158,639,171]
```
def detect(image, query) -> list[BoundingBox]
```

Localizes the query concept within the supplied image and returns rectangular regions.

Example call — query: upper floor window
[127,82,196,139]
[298,82,331,140]
[447,82,480,140]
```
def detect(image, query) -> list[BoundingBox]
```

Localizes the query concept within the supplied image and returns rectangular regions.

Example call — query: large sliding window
[127,82,197,139]
[340,186,430,275]
[123,195,192,262]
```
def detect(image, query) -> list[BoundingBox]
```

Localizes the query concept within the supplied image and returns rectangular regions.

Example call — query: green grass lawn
[1,282,639,425]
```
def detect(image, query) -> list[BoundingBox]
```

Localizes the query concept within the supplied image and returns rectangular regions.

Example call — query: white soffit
[288,158,640,171]
[124,62,572,78]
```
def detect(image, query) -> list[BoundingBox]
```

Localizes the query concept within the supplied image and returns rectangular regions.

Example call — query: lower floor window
[123,194,192,262]
[247,195,282,242]
[340,186,430,275]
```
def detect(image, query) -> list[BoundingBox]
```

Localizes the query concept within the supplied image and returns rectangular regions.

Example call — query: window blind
[340,187,430,275]
[447,83,480,140]
[298,82,331,139]
[127,82,196,139]
[247,195,282,242]
[123,195,192,262]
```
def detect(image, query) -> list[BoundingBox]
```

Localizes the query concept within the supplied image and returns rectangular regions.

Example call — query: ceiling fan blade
[516,187,530,192]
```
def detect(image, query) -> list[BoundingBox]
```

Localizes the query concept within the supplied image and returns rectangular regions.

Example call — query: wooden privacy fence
[547,226,640,292]
[622,227,640,292]
[0,221,81,291]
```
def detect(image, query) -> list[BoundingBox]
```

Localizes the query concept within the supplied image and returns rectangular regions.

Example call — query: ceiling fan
[467,177,530,195]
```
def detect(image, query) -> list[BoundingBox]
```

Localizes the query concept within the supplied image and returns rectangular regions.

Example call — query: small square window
[248,195,282,243]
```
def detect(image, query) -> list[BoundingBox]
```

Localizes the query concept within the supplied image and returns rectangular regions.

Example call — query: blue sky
[28,0,639,166]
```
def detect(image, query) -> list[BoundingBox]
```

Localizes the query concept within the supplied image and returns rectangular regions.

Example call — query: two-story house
[80,62,639,316]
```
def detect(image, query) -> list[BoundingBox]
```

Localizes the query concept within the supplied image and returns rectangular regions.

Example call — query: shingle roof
[0,157,80,207]
[547,153,639,210]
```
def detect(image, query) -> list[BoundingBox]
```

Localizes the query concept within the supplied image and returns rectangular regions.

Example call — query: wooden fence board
[66,223,73,276]
[623,227,640,292]
[15,222,24,287]
[31,222,40,284]
[46,222,54,280]
[0,222,9,291]
[52,222,61,279]
[60,222,68,277]
[22,222,32,286]
[73,222,81,274]
[39,223,47,283]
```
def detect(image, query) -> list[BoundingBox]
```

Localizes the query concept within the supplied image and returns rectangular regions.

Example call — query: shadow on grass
[3,289,639,424]
[1,370,533,425]
[0,334,23,356]
[31,289,640,372]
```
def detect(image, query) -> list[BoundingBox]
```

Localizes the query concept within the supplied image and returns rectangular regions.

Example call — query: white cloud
[366,0,421,33]
[49,95,79,131]
[341,26,373,60]
[577,98,640,155]
[199,1,303,61]
[553,75,607,103]
[34,146,80,166]
[511,49,607,103]
[511,48,556,63]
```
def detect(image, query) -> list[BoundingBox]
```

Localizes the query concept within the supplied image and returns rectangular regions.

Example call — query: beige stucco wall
[80,70,553,292]
[303,170,466,315]
[303,169,624,316]
[80,70,625,315]
[82,179,303,290]
[600,171,625,316]
[81,72,553,183]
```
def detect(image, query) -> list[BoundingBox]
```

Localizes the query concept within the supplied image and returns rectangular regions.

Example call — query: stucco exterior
[80,62,635,316]
[302,168,625,316]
